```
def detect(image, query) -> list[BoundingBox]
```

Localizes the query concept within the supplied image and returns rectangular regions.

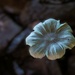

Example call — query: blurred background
[0,0,75,75]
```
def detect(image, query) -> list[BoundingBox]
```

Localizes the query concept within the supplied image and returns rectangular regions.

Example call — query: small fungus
[25,18,75,60]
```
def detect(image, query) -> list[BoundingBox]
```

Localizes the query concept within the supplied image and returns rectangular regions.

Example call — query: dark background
[0,0,75,75]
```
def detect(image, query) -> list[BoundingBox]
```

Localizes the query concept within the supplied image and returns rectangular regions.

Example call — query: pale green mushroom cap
[25,18,75,60]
